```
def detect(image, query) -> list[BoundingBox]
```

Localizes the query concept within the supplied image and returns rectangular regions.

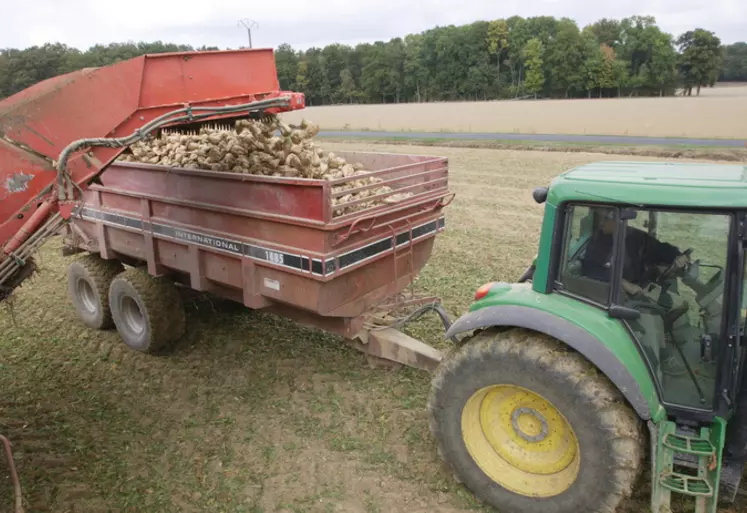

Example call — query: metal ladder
[652,419,725,513]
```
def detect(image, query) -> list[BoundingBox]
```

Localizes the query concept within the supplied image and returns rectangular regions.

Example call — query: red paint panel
[107,230,145,260]
[139,50,280,106]
[101,164,325,221]
[256,267,322,312]
[100,193,142,214]
[0,140,57,247]
[203,251,242,287]
[154,239,190,272]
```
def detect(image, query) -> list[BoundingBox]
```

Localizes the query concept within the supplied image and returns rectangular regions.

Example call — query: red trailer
[62,150,452,368]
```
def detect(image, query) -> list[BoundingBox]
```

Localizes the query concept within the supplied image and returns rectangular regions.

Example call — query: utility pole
[238,19,258,48]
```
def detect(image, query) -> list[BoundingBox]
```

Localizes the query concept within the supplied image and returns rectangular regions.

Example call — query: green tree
[360,42,391,102]
[677,29,722,95]
[523,37,545,98]
[721,42,747,81]
[545,18,585,97]
[275,43,298,91]
[486,19,509,90]
[386,38,406,103]
[320,44,351,103]
[617,16,659,78]
[612,58,629,96]
[587,18,621,47]
[647,34,678,96]
[582,35,605,97]
[0,51,9,98]
[295,60,309,98]
[598,44,617,96]
[339,68,359,103]
[506,16,530,89]
[303,49,332,105]
[403,34,429,102]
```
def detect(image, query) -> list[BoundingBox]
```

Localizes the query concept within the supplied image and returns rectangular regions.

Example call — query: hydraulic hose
[55,96,293,200]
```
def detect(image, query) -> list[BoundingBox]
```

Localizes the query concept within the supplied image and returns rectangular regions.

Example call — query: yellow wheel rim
[461,384,580,498]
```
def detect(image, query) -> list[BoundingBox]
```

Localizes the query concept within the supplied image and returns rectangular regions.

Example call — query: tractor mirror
[532,187,548,204]
[608,305,641,321]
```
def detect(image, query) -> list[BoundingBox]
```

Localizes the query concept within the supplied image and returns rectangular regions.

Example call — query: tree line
[276,16,736,104]
[0,41,218,100]
[1,16,745,105]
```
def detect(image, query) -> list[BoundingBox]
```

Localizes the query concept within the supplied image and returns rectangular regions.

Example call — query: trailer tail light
[474,282,496,301]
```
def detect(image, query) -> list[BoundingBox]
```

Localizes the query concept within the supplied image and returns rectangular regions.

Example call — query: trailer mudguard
[445,285,664,421]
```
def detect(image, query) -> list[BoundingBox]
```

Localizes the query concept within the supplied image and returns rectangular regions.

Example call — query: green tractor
[429,161,747,513]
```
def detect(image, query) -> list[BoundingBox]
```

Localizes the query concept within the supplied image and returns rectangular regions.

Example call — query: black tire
[108,268,186,353]
[428,328,643,513]
[67,255,124,329]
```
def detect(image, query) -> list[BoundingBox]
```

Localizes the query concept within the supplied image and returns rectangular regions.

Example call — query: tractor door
[619,209,735,412]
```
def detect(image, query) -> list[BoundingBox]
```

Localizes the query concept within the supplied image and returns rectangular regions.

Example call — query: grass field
[1,143,745,513]
[283,84,747,139]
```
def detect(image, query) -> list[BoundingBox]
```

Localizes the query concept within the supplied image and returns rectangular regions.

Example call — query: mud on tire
[67,254,124,329]
[428,328,644,513]
[108,268,186,353]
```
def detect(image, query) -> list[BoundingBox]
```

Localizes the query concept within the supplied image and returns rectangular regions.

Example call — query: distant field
[283,84,747,140]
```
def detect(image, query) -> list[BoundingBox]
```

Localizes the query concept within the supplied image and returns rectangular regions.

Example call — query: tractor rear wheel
[428,328,643,513]
[108,268,185,353]
[67,254,124,329]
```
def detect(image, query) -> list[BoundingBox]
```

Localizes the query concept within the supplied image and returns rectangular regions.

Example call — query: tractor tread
[428,328,644,513]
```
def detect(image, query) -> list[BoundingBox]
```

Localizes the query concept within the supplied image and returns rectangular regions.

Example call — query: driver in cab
[581,208,690,298]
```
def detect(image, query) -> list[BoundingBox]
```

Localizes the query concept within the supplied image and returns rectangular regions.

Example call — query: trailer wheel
[428,328,643,513]
[67,255,124,329]
[108,268,185,353]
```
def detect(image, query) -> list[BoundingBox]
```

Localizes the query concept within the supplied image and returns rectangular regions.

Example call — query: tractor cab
[430,161,747,513]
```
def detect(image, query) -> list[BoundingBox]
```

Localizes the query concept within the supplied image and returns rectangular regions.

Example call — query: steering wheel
[657,248,694,283]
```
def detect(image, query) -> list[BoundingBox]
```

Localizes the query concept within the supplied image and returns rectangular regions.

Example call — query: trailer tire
[428,328,643,513]
[108,268,185,353]
[67,255,124,329]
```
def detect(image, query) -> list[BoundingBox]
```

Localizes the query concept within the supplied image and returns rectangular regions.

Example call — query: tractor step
[652,419,726,513]
[663,433,715,456]
[660,471,713,497]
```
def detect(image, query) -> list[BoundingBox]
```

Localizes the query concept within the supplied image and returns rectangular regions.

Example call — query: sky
[2,0,744,51]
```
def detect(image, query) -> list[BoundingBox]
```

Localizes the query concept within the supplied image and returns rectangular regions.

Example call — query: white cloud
[2,0,744,51]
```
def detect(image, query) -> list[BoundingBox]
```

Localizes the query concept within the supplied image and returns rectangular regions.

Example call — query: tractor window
[621,210,730,410]
[556,205,616,305]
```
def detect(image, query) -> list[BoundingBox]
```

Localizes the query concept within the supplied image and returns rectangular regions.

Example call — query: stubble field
[283,84,747,139]
[0,143,745,513]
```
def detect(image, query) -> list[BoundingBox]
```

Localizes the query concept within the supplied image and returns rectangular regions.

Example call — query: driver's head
[594,209,615,235]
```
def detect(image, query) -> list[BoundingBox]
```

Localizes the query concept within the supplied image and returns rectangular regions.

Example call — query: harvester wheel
[428,328,643,513]
[67,254,124,329]
[108,268,185,353]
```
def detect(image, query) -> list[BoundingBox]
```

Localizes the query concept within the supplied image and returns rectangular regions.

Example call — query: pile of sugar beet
[117,116,412,216]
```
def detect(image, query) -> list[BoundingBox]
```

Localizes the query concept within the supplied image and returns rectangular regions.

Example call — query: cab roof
[548,161,747,209]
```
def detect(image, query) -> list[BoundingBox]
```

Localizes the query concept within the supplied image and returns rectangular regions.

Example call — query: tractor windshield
[621,210,730,409]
